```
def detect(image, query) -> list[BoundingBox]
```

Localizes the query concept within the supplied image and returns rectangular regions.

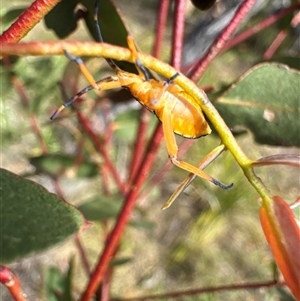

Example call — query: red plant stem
[97,269,112,301]
[80,124,165,301]
[0,266,26,301]
[75,235,91,277]
[110,280,286,301]
[51,176,92,278]
[99,101,115,195]
[264,29,288,60]
[171,0,186,69]
[152,0,171,58]
[0,0,61,43]
[127,109,151,185]
[223,3,300,52]
[2,57,49,153]
[51,177,65,198]
[189,0,257,81]
[76,111,127,195]
[291,10,300,27]
[11,75,48,153]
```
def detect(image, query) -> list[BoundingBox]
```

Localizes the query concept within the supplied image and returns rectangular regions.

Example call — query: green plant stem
[0,41,274,207]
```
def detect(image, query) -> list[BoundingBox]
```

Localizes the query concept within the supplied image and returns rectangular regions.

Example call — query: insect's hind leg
[161,103,233,190]
[127,36,150,80]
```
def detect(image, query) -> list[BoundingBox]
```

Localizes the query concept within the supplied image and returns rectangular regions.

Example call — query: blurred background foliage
[0,0,299,300]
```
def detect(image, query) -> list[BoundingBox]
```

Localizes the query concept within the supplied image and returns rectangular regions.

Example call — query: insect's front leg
[50,75,137,120]
[64,50,99,90]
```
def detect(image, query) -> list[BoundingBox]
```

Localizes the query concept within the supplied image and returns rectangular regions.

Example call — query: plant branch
[223,3,300,53]
[171,0,186,69]
[76,110,127,195]
[111,280,286,301]
[0,266,26,301]
[0,0,61,43]
[152,0,170,58]
[80,124,167,301]
[0,41,267,196]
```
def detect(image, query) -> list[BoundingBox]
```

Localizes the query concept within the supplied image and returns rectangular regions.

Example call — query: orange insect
[51,0,233,193]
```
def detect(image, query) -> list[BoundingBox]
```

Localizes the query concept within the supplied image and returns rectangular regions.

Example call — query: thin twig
[80,124,166,301]
[0,266,27,301]
[76,111,127,195]
[111,280,286,301]
[171,0,186,69]
[152,0,171,58]
[223,3,300,52]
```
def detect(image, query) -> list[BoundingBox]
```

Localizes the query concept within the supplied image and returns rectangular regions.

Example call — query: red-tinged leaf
[260,196,300,300]
[253,154,300,168]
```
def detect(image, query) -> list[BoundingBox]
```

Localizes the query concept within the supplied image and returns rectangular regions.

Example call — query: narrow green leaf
[43,257,75,301]
[271,56,300,70]
[30,154,99,178]
[1,8,26,24]
[0,168,85,264]
[129,219,156,230]
[215,63,300,146]
[110,257,132,267]
[44,0,79,38]
[78,194,122,221]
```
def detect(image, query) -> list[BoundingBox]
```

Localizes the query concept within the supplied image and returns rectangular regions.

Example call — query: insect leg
[161,106,233,190]
[50,76,134,120]
[64,50,99,90]
[162,144,227,210]
[127,36,150,81]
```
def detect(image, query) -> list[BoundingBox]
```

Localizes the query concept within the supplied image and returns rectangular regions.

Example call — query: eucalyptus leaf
[0,168,85,263]
[215,63,300,146]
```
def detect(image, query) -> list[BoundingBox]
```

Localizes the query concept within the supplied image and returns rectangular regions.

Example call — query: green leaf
[129,219,156,230]
[270,56,300,70]
[0,8,26,24]
[81,0,138,73]
[114,109,157,143]
[110,257,132,267]
[44,0,79,38]
[78,194,123,221]
[215,63,300,146]
[276,287,298,301]
[44,257,75,301]
[0,168,85,264]
[114,109,140,142]
[29,154,99,178]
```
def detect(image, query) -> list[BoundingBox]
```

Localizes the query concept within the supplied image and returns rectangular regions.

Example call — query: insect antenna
[94,0,150,80]
[94,0,122,73]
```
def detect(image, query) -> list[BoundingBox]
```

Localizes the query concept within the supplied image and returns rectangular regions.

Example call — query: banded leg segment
[64,50,99,90]
[127,36,150,80]
[51,49,142,120]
